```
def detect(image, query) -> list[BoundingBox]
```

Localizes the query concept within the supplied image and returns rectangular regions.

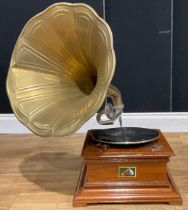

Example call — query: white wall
[1,113,188,134]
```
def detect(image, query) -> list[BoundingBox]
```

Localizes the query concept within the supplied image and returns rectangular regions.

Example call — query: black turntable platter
[91,127,160,145]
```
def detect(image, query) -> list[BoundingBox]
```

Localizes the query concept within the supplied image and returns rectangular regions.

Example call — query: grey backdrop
[0,0,187,113]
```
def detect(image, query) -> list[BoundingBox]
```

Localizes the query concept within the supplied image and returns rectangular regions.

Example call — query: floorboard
[0,133,187,210]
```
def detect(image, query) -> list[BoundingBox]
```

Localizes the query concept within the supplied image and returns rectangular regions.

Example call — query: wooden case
[73,130,182,207]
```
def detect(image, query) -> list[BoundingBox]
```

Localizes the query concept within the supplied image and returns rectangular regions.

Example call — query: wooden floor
[0,133,187,210]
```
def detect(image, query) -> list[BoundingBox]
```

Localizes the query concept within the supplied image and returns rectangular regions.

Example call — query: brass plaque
[119,167,136,177]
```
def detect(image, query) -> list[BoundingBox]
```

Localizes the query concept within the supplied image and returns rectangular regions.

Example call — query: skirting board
[0,113,188,134]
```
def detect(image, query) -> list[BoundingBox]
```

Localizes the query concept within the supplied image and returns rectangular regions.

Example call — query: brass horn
[6,3,123,137]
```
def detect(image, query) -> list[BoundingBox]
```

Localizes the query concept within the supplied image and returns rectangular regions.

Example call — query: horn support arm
[96,84,124,125]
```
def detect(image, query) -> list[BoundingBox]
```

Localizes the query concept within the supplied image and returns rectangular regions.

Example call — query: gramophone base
[73,165,181,207]
[73,130,182,207]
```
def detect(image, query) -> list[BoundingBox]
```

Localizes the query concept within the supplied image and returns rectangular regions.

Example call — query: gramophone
[6,2,182,207]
